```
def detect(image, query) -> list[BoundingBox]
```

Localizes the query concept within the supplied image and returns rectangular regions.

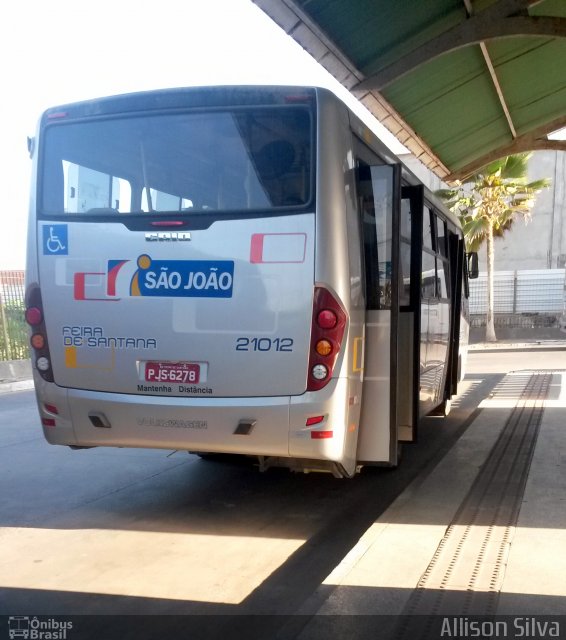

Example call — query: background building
[401,150,566,271]
[401,150,566,339]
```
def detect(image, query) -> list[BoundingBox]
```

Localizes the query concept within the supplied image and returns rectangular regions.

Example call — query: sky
[0,0,406,271]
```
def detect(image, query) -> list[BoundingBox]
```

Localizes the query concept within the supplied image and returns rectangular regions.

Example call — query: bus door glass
[420,207,438,410]
[433,214,451,398]
[447,230,466,392]
[420,209,452,410]
[356,163,401,465]
[398,184,423,442]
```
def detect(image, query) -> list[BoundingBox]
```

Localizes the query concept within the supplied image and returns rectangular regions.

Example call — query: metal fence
[2,268,565,358]
[0,271,27,361]
[469,269,566,327]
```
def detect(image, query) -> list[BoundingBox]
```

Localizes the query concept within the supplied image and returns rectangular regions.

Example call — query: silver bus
[25,86,473,478]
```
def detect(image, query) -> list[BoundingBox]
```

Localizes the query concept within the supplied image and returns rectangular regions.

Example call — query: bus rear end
[26,86,354,477]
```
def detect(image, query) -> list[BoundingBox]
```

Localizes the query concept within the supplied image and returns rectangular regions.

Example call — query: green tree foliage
[0,300,28,360]
[437,153,550,342]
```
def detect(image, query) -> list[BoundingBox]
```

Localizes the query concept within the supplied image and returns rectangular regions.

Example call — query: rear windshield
[39,106,313,217]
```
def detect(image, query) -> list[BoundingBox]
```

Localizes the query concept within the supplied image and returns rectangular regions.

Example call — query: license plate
[145,361,200,384]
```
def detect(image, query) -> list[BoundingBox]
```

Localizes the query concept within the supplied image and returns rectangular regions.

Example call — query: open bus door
[397,184,424,444]
[356,164,402,466]
[447,234,466,395]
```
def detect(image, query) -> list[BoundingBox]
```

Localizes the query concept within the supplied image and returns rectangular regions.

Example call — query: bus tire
[193,452,246,465]
[193,452,223,461]
[394,443,403,466]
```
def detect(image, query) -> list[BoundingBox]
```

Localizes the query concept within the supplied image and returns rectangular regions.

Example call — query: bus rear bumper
[36,378,353,463]
[34,378,357,476]
[56,388,292,456]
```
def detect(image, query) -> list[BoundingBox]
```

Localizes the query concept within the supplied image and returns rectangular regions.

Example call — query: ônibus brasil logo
[8,617,73,640]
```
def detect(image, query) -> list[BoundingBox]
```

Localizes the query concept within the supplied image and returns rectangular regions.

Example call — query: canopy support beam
[355,1,566,93]
[447,115,566,182]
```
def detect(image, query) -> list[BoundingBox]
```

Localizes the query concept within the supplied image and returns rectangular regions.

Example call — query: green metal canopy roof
[253,0,566,182]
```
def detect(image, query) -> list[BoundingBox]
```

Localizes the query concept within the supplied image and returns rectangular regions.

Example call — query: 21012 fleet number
[235,338,294,352]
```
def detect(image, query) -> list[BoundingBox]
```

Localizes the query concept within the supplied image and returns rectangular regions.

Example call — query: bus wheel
[192,452,247,465]
[192,452,223,461]
[394,443,403,466]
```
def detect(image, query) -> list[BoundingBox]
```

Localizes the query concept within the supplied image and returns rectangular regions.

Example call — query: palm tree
[437,153,550,342]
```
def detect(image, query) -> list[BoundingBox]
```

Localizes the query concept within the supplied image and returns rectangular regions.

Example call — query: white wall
[493,151,566,270]
[400,150,566,272]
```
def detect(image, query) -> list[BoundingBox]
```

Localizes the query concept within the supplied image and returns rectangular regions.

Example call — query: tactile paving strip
[394,371,552,639]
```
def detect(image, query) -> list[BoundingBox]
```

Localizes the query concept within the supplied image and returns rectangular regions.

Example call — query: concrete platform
[290,368,566,638]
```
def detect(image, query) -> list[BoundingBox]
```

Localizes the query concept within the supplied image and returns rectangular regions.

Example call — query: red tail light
[25,307,43,326]
[307,287,347,391]
[25,285,54,383]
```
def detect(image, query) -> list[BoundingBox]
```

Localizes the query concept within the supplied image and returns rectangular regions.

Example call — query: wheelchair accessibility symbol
[43,225,68,255]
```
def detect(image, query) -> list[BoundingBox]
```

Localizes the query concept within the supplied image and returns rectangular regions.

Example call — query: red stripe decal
[250,234,265,263]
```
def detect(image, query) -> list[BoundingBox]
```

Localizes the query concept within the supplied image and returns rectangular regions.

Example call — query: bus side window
[422,207,434,252]
[433,212,450,300]
[437,217,448,257]
[357,164,381,310]
[421,250,436,299]
[399,198,411,306]
[421,208,437,298]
